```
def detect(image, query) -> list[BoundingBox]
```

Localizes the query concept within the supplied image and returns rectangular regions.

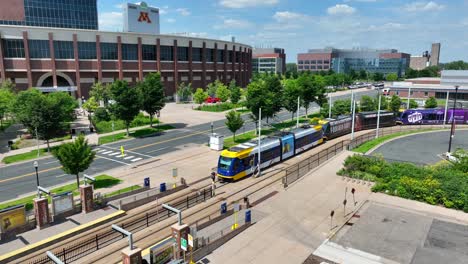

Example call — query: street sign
[234,203,240,212]
[187,234,193,247]
[181,238,187,251]
[172,168,178,178]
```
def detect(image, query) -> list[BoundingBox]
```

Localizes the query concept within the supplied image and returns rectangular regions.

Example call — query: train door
[280,134,295,160]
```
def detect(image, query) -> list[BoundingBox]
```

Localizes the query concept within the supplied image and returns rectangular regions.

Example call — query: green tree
[230,84,241,104]
[359,69,367,80]
[245,80,270,123]
[90,82,111,107]
[138,72,165,127]
[216,83,231,102]
[372,72,385,82]
[82,96,99,113]
[193,88,208,105]
[349,69,358,80]
[451,148,468,173]
[52,135,95,189]
[0,86,14,128]
[1,79,15,91]
[177,82,193,102]
[389,95,402,113]
[225,110,244,141]
[442,60,468,70]
[109,80,140,136]
[206,82,218,97]
[286,63,298,75]
[424,96,438,108]
[297,73,326,116]
[375,95,389,110]
[13,90,77,151]
[360,95,376,111]
[409,99,419,109]
[386,73,398,81]
[262,74,283,122]
[282,78,301,120]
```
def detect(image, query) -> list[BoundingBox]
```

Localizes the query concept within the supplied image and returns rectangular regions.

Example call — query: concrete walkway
[203,151,373,264]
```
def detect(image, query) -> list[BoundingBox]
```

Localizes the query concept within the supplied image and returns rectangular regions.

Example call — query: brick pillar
[171,223,189,259]
[137,37,143,82]
[72,34,82,98]
[232,45,236,85]
[96,35,102,82]
[223,44,227,84]
[0,34,7,82]
[202,42,206,88]
[80,185,94,213]
[48,33,57,87]
[156,38,161,72]
[121,248,142,264]
[22,31,33,88]
[173,39,178,95]
[213,43,218,81]
[188,41,193,84]
[117,36,123,80]
[34,197,50,229]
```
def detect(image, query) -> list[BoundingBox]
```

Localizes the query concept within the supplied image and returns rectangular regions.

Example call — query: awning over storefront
[35,86,78,93]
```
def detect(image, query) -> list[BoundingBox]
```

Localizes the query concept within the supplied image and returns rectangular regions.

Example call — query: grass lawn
[195,102,243,112]
[103,185,142,198]
[0,174,121,211]
[352,128,441,153]
[98,125,175,145]
[2,146,59,164]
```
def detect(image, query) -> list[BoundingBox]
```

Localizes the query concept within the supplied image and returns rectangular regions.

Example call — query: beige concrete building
[409,43,441,70]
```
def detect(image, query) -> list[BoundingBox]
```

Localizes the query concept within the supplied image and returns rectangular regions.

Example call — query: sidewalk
[203,150,373,264]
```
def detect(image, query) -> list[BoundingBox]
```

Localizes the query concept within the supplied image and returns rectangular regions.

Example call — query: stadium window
[160,46,174,61]
[2,39,25,58]
[29,40,50,58]
[177,47,189,61]
[206,49,214,62]
[78,42,96,59]
[142,44,156,61]
[192,48,202,62]
[122,44,138,60]
[54,41,74,59]
[100,42,118,60]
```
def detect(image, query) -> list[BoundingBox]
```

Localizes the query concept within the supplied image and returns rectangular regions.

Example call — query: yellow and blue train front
[216,149,249,181]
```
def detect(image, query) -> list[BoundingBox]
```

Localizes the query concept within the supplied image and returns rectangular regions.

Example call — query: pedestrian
[211,172,216,184]
[211,180,216,197]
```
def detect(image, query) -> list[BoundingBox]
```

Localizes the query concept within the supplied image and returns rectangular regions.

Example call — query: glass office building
[0,0,98,30]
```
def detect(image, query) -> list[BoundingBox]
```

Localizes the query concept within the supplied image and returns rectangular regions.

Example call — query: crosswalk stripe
[97,149,107,153]
[131,158,143,162]
[95,148,101,152]
[123,156,135,160]
[102,151,113,154]
[108,152,120,156]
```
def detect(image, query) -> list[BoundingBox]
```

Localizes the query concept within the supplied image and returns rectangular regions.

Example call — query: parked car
[205,97,221,103]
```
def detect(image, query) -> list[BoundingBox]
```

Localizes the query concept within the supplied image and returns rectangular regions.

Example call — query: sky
[97,0,468,63]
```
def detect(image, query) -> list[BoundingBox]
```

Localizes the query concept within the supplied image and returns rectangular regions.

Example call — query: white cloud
[343,0,377,2]
[403,1,445,12]
[176,8,191,16]
[327,4,356,15]
[166,18,176,23]
[219,0,278,9]
[99,12,123,31]
[273,11,310,23]
[159,6,169,15]
[366,22,404,32]
[214,19,253,29]
[114,3,124,9]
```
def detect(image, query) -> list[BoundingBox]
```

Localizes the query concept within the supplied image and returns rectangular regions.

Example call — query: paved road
[0,89,377,202]
[371,130,468,164]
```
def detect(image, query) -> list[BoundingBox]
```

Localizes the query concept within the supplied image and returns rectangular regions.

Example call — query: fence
[28,186,213,264]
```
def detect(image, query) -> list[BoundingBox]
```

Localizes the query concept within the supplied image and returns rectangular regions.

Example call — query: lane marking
[0,166,63,184]
[96,155,132,166]
[55,174,67,178]
[131,158,143,162]
[107,152,120,156]
[123,156,135,160]
[44,160,59,165]
[146,146,169,154]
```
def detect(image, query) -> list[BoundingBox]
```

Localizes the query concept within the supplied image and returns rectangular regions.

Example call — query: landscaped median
[98,125,175,144]
[351,128,442,153]
[2,146,59,164]
[194,102,247,112]
[0,174,140,211]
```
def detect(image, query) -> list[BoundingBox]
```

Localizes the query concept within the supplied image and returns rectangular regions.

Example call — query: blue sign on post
[245,210,251,223]
[159,183,166,192]
[144,177,150,188]
[221,202,227,214]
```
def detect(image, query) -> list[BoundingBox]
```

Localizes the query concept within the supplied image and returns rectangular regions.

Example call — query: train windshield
[219,157,233,170]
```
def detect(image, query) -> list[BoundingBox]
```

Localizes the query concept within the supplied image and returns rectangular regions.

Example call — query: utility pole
[328,94,332,119]
[443,91,449,128]
[351,100,356,140]
[407,86,412,109]
[350,90,354,114]
[376,91,382,139]
[448,86,459,153]
[35,127,39,158]
[296,96,300,128]
[257,108,262,177]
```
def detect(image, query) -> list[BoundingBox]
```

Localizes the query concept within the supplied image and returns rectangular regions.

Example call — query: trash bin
[144,177,150,188]
[159,183,166,192]
[71,128,76,135]
[221,202,227,214]
[245,210,251,223]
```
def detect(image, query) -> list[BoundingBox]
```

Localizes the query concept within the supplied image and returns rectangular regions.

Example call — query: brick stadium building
[0,1,252,99]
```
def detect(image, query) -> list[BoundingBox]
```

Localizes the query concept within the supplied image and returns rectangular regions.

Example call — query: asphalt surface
[334,203,468,264]
[371,130,468,164]
[0,89,377,202]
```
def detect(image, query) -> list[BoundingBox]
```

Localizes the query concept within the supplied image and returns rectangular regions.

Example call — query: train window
[233,159,240,171]
[219,157,232,170]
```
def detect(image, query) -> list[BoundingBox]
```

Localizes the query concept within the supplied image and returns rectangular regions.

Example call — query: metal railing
[28,187,213,264]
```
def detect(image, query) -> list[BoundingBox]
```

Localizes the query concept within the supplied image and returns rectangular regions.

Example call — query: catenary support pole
[351,100,356,140]
[443,91,449,128]
[328,94,332,119]
[296,97,300,128]
[448,86,459,153]
[257,108,261,178]
[376,91,382,139]
[407,86,411,109]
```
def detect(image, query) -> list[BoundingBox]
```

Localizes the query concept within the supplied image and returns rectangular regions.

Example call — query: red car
[205,97,221,103]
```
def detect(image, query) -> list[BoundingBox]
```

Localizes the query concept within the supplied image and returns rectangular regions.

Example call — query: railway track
[12,124,461,264]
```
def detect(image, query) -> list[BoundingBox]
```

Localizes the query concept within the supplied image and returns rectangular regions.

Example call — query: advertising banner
[0,205,26,232]
[52,192,74,215]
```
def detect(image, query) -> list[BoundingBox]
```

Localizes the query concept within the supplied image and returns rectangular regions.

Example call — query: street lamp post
[33,161,40,197]
[448,85,459,153]
[211,122,214,134]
